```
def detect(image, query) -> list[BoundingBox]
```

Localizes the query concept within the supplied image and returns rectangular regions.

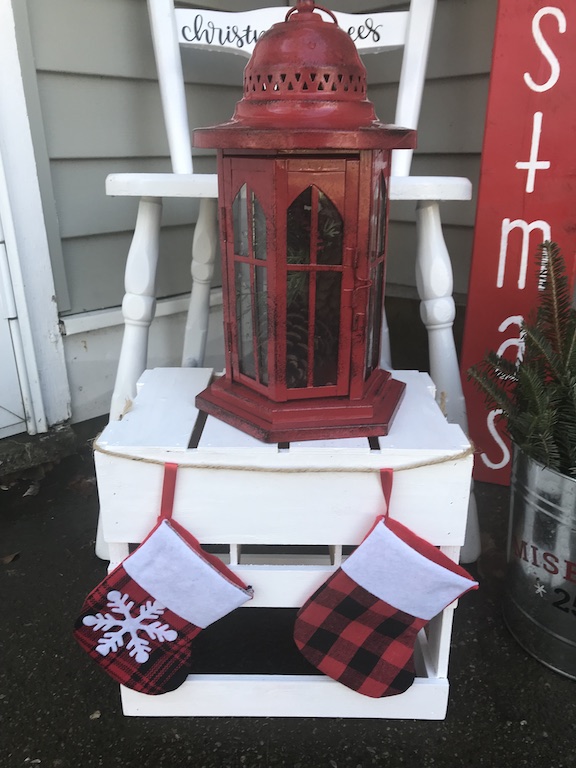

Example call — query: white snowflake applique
[83,590,178,663]
[534,580,547,598]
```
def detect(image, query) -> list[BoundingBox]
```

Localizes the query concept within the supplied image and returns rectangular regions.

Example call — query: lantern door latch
[220,207,228,245]
[352,277,374,307]
[343,277,373,308]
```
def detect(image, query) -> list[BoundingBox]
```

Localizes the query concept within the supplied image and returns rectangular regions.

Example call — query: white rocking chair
[94,0,478,719]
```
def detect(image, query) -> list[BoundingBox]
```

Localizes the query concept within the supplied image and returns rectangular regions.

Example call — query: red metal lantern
[194,0,416,442]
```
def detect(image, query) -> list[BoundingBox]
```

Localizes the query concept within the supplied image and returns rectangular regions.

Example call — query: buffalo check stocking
[74,463,253,695]
[294,470,478,698]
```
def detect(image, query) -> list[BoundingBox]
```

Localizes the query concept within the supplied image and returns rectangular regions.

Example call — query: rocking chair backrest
[146,0,436,177]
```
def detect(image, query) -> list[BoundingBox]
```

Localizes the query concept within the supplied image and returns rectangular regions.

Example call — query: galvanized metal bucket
[503,446,576,679]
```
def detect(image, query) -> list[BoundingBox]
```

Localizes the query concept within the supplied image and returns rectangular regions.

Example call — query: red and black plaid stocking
[293,470,478,698]
[74,463,253,695]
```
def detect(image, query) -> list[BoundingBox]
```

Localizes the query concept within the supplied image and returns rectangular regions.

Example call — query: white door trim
[0,0,70,432]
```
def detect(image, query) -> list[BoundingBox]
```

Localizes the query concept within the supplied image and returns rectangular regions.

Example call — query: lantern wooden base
[195,370,405,443]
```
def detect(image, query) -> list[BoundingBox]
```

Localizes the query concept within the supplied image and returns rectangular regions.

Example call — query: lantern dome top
[234,1,375,129]
[193,1,417,149]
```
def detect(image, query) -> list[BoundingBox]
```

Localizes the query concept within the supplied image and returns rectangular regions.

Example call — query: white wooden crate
[94,367,473,719]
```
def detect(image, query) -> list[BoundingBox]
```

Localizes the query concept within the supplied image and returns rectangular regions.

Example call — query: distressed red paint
[193,1,415,442]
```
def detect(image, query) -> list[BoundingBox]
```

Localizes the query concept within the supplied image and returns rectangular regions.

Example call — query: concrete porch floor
[1,419,576,768]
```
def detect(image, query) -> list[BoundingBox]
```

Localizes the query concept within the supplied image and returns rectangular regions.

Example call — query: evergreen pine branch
[467,358,516,418]
[536,241,573,360]
[468,241,576,474]
[521,325,564,382]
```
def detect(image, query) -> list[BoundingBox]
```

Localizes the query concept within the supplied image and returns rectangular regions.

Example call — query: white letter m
[497,218,551,290]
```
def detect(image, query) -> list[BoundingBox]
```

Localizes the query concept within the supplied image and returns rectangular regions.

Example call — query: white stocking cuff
[341,520,476,620]
[124,520,251,627]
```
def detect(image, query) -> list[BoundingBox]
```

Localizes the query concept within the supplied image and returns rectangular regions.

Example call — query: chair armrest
[390,176,472,201]
[106,173,471,202]
[106,173,219,198]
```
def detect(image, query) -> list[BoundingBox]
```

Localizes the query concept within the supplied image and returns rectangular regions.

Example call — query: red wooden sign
[460,1,576,484]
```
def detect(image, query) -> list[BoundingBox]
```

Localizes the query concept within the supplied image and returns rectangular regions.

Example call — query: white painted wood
[107,542,130,572]
[0,319,26,437]
[415,201,467,430]
[182,197,219,366]
[95,367,472,549]
[461,488,481,564]
[110,197,162,421]
[392,0,436,177]
[414,199,479,567]
[106,173,218,198]
[95,366,472,719]
[426,604,456,679]
[0,157,43,433]
[96,452,471,546]
[390,176,472,201]
[105,367,212,448]
[0,229,26,437]
[121,674,450,719]
[0,0,70,431]
[412,202,481,562]
[147,0,194,174]
[200,411,278,450]
[175,7,410,57]
[223,565,339,608]
[62,293,205,336]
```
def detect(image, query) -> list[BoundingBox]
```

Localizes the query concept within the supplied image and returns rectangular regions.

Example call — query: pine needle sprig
[468,241,576,475]
[536,241,573,359]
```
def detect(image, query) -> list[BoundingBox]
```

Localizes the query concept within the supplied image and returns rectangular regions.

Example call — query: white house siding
[21,0,496,421]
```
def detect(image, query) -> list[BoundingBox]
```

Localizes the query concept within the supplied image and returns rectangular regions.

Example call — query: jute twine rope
[93,439,475,474]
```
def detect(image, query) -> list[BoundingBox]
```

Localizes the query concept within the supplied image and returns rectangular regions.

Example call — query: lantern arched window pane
[287,187,312,265]
[314,271,342,387]
[235,262,256,379]
[376,174,387,258]
[365,172,387,378]
[253,196,267,261]
[233,185,267,260]
[286,272,310,389]
[233,184,249,256]
[232,184,269,386]
[255,265,269,384]
[317,191,343,266]
[286,185,343,390]
[286,187,343,266]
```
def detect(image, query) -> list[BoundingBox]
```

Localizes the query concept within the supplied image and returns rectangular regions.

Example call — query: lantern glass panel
[232,183,269,387]
[286,271,310,389]
[317,191,343,266]
[255,265,269,385]
[314,271,342,386]
[287,188,312,265]
[233,184,249,256]
[365,172,387,377]
[235,261,256,380]
[285,185,344,391]
[253,196,267,261]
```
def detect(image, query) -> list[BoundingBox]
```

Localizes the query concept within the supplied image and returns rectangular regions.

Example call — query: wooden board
[121,674,450,719]
[461,0,576,483]
[95,366,471,720]
[95,368,472,547]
